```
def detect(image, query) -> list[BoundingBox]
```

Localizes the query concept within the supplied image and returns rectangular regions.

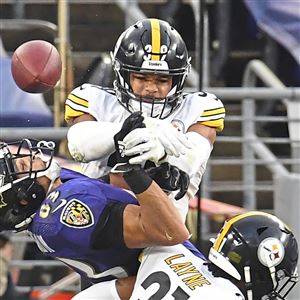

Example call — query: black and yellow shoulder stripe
[65,93,89,123]
[199,107,226,132]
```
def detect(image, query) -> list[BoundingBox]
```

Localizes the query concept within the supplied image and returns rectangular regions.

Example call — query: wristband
[123,168,153,194]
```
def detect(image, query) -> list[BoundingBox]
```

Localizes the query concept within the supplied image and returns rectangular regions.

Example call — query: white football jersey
[130,244,244,300]
[65,84,225,218]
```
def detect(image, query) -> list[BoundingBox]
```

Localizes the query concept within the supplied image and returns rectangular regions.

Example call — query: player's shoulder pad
[67,83,109,103]
[185,91,224,108]
[187,91,225,132]
[64,84,113,123]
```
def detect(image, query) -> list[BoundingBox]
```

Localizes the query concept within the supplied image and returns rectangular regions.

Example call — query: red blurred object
[30,290,75,300]
[11,40,62,93]
[189,197,245,217]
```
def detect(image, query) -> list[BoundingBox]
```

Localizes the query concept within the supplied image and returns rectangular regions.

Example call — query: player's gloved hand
[123,127,166,165]
[110,112,145,173]
[144,161,190,200]
[143,116,192,157]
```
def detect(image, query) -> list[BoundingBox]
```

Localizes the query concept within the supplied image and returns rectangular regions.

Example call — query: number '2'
[139,271,190,300]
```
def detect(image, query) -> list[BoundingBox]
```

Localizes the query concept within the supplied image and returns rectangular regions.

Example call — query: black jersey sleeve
[90,201,127,249]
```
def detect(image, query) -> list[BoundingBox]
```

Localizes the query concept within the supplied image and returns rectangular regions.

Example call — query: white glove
[123,128,165,165]
[143,116,192,157]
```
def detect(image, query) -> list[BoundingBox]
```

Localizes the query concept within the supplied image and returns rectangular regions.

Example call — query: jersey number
[139,271,190,300]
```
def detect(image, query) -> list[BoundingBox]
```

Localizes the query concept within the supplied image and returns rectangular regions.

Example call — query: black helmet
[112,18,190,119]
[208,211,298,300]
[0,139,55,231]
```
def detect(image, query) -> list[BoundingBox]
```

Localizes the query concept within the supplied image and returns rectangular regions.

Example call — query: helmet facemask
[266,269,298,300]
[0,139,58,231]
[112,18,190,119]
[113,73,184,119]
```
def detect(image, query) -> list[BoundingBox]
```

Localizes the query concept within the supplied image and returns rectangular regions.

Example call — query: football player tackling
[128,211,298,300]
[0,132,192,300]
[65,18,225,221]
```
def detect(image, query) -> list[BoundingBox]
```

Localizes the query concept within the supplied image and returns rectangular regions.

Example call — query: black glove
[144,161,190,200]
[109,112,145,172]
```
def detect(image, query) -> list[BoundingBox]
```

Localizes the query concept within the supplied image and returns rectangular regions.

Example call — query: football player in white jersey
[65,18,225,298]
[128,211,299,300]
[73,212,299,300]
[65,18,225,220]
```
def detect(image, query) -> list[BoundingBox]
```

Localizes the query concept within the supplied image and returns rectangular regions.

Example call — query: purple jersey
[29,168,206,284]
[182,240,206,261]
[29,168,140,283]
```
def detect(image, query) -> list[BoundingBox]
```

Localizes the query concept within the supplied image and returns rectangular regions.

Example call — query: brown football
[11,40,62,93]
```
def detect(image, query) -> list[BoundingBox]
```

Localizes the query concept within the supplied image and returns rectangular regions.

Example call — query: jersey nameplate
[165,253,211,290]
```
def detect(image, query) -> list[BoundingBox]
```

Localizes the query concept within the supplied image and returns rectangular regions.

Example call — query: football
[11,40,62,93]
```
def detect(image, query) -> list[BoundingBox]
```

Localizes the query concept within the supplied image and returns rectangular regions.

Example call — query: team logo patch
[171,119,185,132]
[258,237,285,267]
[60,199,94,228]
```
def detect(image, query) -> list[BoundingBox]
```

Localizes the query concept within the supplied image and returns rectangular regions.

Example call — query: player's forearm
[123,169,189,246]
[138,181,190,245]
[67,121,121,162]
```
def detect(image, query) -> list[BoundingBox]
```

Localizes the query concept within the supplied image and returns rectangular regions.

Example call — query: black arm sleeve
[90,201,127,250]
[98,174,110,184]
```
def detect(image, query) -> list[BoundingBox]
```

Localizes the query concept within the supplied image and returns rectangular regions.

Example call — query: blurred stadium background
[0,0,299,299]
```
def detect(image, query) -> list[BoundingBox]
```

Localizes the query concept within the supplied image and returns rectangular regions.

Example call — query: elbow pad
[67,121,121,162]
[163,132,213,177]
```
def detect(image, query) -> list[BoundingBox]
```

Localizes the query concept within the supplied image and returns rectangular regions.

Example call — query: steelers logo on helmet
[112,18,190,119]
[258,237,285,267]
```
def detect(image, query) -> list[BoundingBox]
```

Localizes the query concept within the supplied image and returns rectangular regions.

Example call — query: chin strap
[35,155,61,194]
[14,213,36,232]
[244,266,253,300]
[34,140,61,192]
